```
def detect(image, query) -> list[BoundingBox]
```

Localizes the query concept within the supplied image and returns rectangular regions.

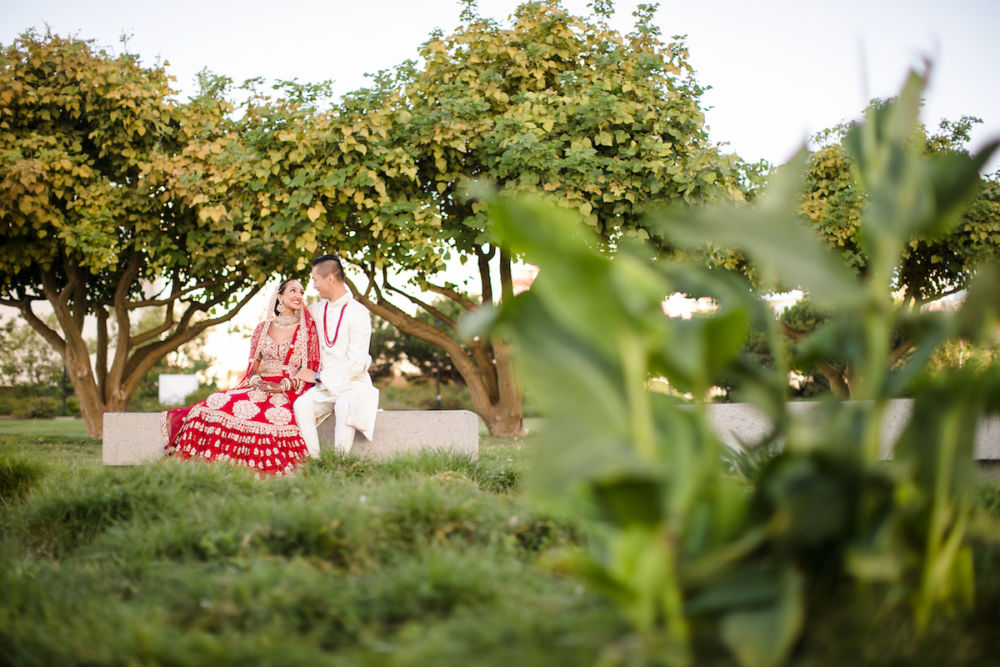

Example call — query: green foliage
[800,100,1000,304]
[378,380,474,412]
[470,71,1000,665]
[6,434,1000,663]
[928,337,1000,374]
[721,441,781,485]
[0,318,80,416]
[128,309,219,411]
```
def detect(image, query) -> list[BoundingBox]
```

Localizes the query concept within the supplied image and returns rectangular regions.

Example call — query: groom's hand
[295,368,317,384]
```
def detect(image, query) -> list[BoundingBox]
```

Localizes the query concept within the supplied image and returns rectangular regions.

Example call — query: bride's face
[278,281,305,313]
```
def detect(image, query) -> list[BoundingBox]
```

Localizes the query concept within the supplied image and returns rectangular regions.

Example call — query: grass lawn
[0,417,90,438]
[0,428,628,665]
[3,424,1000,664]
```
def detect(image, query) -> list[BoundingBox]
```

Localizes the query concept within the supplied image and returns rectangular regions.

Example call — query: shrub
[12,397,58,419]
[0,451,46,504]
[470,71,1000,666]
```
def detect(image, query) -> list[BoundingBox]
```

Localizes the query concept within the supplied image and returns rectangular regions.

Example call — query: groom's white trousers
[294,387,356,457]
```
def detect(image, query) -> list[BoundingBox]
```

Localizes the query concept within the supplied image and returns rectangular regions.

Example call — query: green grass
[0,417,90,438]
[0,431,624,665]
[3,431,1000,664]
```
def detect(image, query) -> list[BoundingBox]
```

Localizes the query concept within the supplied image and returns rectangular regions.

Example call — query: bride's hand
[295,367,316,384]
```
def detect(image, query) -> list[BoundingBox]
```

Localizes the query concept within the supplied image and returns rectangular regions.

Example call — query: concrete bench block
[103,409,479,466]
[704,399,1000,460]
[317,410,479,461]
[102,411,166,466]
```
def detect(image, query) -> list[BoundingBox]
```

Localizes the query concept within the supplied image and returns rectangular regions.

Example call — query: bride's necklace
[273,314,299,328]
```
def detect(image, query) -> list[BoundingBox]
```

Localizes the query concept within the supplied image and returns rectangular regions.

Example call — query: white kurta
[295,293,379,452]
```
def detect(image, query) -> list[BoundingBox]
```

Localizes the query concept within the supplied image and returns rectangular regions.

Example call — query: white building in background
[158,374,199,405]
[511,264,539,295]
[662,290,805,319]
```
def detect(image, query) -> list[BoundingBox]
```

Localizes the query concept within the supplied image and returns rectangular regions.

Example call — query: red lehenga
[163,309,321,475]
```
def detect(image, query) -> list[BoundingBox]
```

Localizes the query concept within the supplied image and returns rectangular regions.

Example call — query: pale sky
[3,0,999,170]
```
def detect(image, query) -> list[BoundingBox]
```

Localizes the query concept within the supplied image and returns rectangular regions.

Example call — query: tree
[791,105,1000,396]
[233,0,747,435]
[0,32,294,437]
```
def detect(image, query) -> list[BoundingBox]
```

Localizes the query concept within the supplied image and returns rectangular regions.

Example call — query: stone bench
[701,399,1000,460]
[102,409,479,466]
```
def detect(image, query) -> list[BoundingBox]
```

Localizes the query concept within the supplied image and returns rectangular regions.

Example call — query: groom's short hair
[312,254,344,281]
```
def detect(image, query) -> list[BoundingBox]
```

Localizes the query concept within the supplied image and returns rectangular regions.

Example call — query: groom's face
[311,267,336,300]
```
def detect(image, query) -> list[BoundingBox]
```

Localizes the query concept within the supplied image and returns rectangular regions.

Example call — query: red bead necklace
[323,302,348,348]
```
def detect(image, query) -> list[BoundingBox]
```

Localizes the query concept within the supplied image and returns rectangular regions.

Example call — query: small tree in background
[786,107,1000,396]
[0,317,62,391]
[0,32,300,437]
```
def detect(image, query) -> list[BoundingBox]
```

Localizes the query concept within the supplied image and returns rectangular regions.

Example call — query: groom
[294,254,379,457]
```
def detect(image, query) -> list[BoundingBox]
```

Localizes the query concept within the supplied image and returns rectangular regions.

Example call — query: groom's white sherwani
[294,292,379,456]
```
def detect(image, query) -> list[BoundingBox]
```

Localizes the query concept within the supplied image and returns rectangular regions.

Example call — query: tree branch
[422,280,479,313]
[106,253,143,396]
[8,299,66,352]
[350,278,452,345]
[130,305,177,346]
[918,284,966,308]
[68,263,88,331]
[816,361,851,398]
[382,277,460,331]
[347,275,503,416]
[890,340,916,366]
[780,322,805,342]
[38,269,82,347]
[128,278,221,308]
[122,284,262,395]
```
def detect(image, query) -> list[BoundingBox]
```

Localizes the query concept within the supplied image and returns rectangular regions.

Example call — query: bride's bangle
[279,378,291,392]
[249,375,262,387]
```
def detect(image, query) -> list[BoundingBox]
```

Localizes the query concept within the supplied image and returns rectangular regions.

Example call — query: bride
[163,278,320,474]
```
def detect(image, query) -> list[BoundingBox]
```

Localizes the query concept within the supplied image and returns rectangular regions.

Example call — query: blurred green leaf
[591,476,664,527]
[718,566,803,667]
[955,263,1000,343]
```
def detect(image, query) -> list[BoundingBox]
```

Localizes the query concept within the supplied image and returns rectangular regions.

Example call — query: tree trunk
[781,322,854,398]
[65,347,105,439]
[462,340,524,437]
[479,340,525,437]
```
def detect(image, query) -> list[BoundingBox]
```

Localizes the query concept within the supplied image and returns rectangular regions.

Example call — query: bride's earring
[276,302,286,313]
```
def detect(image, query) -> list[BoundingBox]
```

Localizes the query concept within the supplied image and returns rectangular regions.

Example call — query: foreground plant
[468,72,1000,665]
